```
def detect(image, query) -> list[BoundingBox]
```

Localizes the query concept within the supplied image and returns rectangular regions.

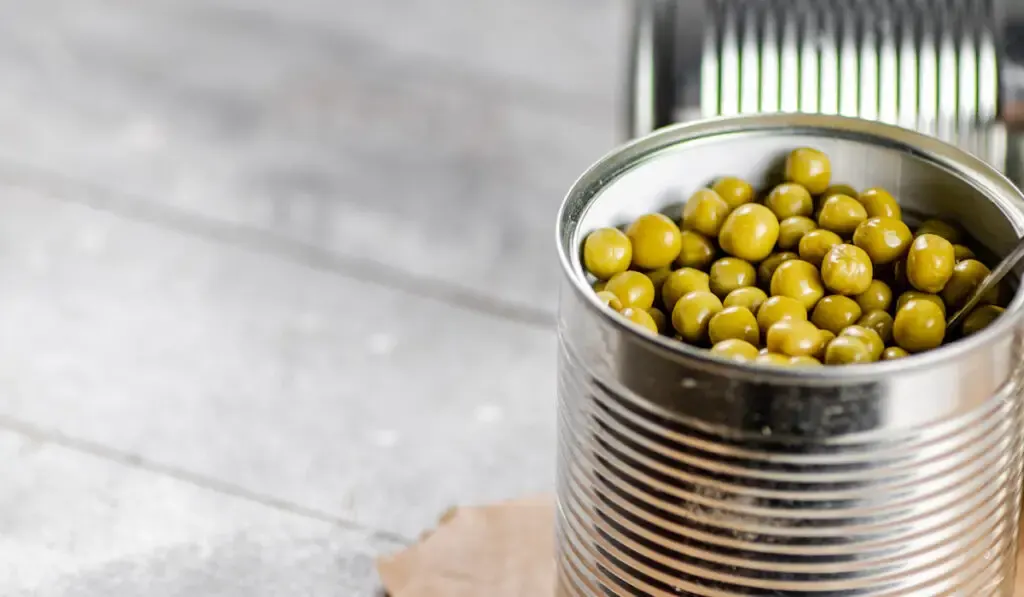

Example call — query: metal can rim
[556,113,1024,382]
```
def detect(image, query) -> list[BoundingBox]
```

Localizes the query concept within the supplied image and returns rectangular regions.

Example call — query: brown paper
[377,496,556,597]
[379,496,1024,596]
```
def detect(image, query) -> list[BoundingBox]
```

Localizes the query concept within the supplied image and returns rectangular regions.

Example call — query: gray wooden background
[0,0,629,594]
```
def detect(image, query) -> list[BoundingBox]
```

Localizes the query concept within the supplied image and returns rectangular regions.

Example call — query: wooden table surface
[0,1,627,594]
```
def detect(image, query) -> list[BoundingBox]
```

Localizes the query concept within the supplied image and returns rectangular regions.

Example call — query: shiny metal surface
[627,0,1011,175]
[999,1,1024,131]
[625,0,674,139]
[555,114,1024,595]
[948,236,1024,329]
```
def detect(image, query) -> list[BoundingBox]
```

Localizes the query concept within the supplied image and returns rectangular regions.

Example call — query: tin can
[624,0,1011,174]
[555,114,1024,595]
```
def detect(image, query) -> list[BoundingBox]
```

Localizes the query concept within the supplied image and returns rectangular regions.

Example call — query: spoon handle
[947,237,1024,330]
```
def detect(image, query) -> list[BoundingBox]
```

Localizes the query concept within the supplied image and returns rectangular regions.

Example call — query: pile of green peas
[582,147,1008,367]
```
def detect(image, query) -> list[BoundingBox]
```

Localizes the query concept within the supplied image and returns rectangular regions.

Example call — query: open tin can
[555,114,1024,595]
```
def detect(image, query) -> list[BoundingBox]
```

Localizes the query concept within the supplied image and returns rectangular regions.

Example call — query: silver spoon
[946,237,1024,330]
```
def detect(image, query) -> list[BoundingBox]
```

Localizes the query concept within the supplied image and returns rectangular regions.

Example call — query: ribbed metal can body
[626,0,1011,170]
[555,114,1024,595]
